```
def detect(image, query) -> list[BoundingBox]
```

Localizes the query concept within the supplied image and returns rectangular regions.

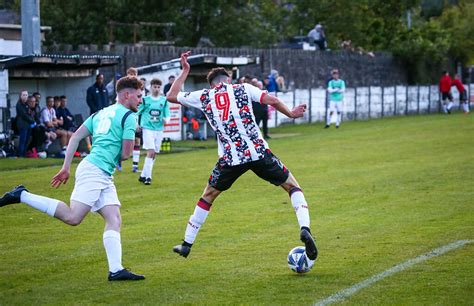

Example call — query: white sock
[132,149,140,168]
[289,188,310,229]
[141,157,152,178]
[462,103,469,113]
[103,230,124,273]
[150,158,156,179]
[443,104,448,113]
[447,102,453,111]
[20,191,59,217]
[336,113,341,126]
[326,112,331,125]
[184,198,211,244]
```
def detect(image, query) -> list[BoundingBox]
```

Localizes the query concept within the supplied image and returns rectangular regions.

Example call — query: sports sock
[326,112,331,126]
[103,230,124,273]
[20,191,59,217]
[336,112,341,126]
[132,145,140,169]
[141,157,153,178]
[184,198,212,244]
[447,102,453,111]
[149,158,156,179]
[289,187,310,229]
[462,103,469,113]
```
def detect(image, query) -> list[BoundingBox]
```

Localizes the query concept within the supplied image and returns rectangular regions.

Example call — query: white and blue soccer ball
[287,246,314,273]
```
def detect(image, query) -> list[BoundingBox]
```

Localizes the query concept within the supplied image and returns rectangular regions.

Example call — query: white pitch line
[315,239,472,306]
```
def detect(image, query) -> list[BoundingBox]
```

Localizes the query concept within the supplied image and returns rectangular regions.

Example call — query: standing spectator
[26,95,47,158]
[137,78,170,185]
[307,23,327,50]
[251,78,270,139]
[452,74,469,114]
[439,71,454,114]
[15,90,35,157]
[325,69,345,129]
[163,75,175,96]
[87,74,109,115]
[41,96,68,155]
[140,77,150,96]
[267,70,279,94]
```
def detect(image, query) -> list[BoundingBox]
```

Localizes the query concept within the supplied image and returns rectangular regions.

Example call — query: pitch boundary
[314,239,473,306]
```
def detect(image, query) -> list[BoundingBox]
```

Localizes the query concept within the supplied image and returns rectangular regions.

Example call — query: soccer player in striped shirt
[167,51,318,261]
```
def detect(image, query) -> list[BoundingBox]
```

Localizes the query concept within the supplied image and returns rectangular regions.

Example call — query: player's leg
[0,185,90,225]
[325,102,335,128]
[336,102,342,128]
[250,151,318,260]
[173,161,247,258]
[132,132,141,173]
[144,130,163,185]
[139,129,154,183]
[446,93,453,114]
[98,198,144,281]
[461,92,469,114]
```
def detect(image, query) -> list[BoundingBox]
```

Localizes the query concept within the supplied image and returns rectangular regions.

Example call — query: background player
[325,68,345,129]
[0,76,145,281]
[167,51,318,261]
[138,78,170,185]
[452,74,469,114]
[439,70,454,114]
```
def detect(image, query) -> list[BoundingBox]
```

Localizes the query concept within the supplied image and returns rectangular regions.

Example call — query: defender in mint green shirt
[328,79,346,102]
[138,95,170,131]
[326,69,345,128]
[84,103,137,175]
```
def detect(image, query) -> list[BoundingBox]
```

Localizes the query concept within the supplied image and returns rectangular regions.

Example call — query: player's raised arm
[166,51,191,104]
[261,94,306,119]
[51,124,91,188]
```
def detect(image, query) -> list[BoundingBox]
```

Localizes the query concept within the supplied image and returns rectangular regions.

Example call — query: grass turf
[0,113,472,305]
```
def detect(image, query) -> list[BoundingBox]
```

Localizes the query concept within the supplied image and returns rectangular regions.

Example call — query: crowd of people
[14,92,81,158]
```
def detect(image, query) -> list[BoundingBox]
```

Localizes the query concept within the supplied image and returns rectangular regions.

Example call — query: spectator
[439,70,453,114]
[41,96,68,155]
[267,70,279,94]
[15,90,35,157]
[26,95,47,158]
[307,23,327,50]
[251,78,270,139]
[32,92,42,114]
[53,96,61,110]
[140,77,150,96]
[276,74,287,92]
[163,75,175,96]
[56,95,76,132]
[452,74,469,114]
[325,68,346,129]
[86,73,109,115]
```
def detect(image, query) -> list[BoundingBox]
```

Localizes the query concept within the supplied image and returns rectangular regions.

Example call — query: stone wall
[45,44,408,88]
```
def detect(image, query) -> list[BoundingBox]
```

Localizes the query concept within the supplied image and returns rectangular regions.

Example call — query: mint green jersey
[83,103,136,175]
[138,95,170,131]
[328,79,346,102]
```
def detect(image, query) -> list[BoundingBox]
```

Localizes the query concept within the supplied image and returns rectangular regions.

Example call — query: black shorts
[208,150,290,191]
[442,92,453,102]
[459,91,467,103]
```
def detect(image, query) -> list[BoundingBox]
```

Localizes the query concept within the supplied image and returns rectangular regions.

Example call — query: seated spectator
[267,70,279,94]
[307,23,327,50]
[41,96,68,155]
[26,95,47,158]
[15,90,35,157]
[32,92,42,114]
[53,96,61,110]
[56,95,76,132]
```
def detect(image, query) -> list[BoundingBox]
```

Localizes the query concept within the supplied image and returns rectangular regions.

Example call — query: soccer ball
[287,246,314,273]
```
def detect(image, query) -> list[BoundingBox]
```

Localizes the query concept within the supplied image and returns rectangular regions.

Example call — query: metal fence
[268,83,473,127]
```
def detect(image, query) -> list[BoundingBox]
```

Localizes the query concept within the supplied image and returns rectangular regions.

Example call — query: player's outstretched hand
[180,51,191,71]
[51,168,70,188]
[291,104,307,118]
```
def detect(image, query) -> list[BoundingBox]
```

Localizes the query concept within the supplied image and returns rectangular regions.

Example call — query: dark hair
[150,78,162,86]
[60,95,67,99]
[96,74,103,80]
[116,76,142,92]
[207,67,230,85]
[127,67,138,76]
[46,96,53,101]
[442,70,448,74]
[168,75,175,80]
[54,96,60,101]
[32,92,40,96]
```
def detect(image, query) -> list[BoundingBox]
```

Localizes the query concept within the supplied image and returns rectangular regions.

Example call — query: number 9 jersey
[177,82,268,166]
[83,103,137,175]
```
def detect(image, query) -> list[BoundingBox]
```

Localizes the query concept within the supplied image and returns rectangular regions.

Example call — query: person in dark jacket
[15,90,35,157]
[26,95,47,157]
[86,74,109,115]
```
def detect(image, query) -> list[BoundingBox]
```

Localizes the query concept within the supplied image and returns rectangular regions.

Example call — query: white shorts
[329,101,343,113]
[142,128,164,152]
[70,160,121,212]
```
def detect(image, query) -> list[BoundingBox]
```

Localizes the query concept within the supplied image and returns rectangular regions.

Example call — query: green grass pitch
[0,113,472,305]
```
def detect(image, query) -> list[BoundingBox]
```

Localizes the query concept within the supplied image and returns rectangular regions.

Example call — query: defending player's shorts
[71,160,121,212]
[142,128,164,152]
[209,150,289,191]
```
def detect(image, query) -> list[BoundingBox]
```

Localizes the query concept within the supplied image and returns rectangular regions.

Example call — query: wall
[45,44,408,88]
